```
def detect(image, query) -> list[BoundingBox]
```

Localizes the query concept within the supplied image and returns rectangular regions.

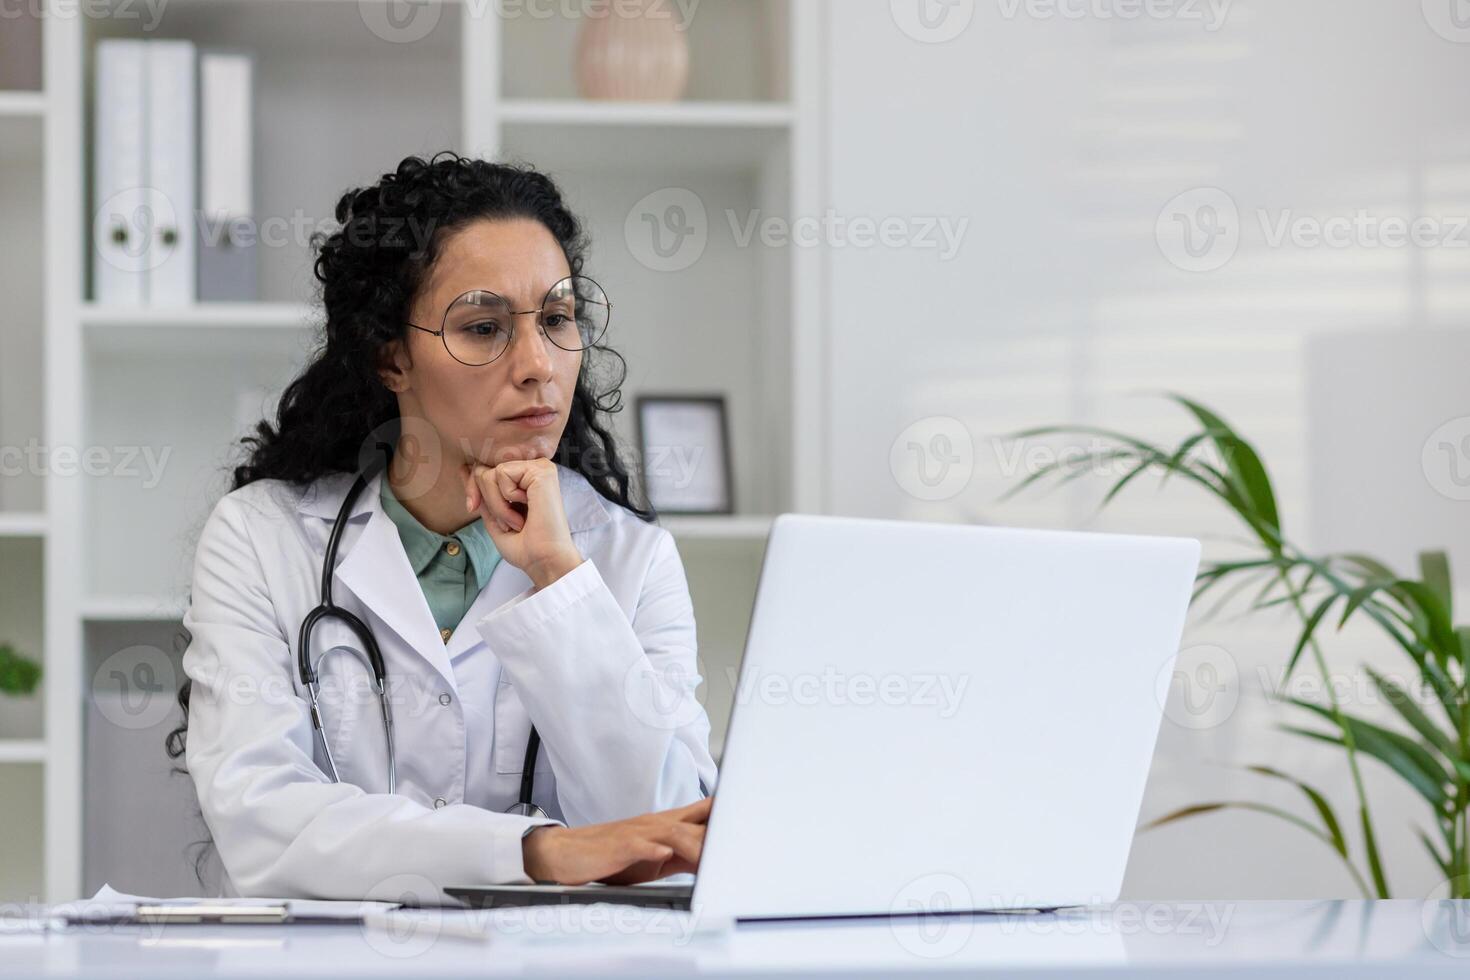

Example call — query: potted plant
[0,641,41,700]
[1006,395,1469,898]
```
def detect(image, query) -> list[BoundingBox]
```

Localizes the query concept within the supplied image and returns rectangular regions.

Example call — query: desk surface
[4,900,1470,978]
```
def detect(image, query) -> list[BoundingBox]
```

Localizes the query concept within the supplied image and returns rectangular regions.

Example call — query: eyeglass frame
[403,274,612,367]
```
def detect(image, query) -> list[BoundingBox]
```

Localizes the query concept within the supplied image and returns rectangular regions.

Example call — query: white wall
[824,0,1470,898]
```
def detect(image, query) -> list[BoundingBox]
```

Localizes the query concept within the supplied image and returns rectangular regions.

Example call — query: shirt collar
[378,475,501,592]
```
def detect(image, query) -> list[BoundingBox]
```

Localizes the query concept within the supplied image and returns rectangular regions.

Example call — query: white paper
[80,883,398,922]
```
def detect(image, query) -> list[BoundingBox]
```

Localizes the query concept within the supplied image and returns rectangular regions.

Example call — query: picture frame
[635,394,734,515]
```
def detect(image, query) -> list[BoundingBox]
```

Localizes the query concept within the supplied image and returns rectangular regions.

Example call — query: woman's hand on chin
[521,797,713,885]
[463,457,584,590]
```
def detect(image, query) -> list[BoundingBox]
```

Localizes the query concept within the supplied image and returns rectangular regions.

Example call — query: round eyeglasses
[405,275,611,367]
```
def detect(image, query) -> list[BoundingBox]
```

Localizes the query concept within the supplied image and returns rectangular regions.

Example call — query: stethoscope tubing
[297,465,545,818]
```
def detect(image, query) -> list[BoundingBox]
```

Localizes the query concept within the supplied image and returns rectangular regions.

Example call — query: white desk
[4,900,1469,977]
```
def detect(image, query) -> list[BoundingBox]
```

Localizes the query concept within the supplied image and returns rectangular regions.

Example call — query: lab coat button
[445,541,461,556]
[434,797,447,809]
[440,627,453,643]
[438,693,452,706]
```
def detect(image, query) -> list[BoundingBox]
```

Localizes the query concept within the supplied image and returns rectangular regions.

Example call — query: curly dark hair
[166,153,653,777]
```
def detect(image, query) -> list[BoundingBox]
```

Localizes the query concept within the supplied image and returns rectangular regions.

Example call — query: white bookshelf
[0,3,48,908]
[22,0,825,901]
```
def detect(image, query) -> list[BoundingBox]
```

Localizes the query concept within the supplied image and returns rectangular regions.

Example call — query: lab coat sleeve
[475,526,717,826]
[181,494,559,900]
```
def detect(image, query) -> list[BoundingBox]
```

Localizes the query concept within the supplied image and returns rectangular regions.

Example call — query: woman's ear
[377,338,410,393]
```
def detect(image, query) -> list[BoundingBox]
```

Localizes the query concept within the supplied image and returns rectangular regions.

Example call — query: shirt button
[434,798,447,809]
[439,693,452,706]
[445,541,461,556]
[440,627,453,643]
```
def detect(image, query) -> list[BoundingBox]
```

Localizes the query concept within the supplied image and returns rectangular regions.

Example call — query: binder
[92,40,148,305]
[92,39,199,306]
[146,40,197,306]
[198,50,257,302]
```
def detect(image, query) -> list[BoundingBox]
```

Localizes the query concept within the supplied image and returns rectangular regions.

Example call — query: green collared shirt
[379,476,502,640]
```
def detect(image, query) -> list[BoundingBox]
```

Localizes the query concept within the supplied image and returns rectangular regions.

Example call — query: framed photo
[635,394,734,515]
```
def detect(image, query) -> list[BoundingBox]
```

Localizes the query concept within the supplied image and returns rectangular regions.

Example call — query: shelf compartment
[500,0,791,103]
[83,341,305,600]
[0,113,44,515]
[0,537,45,741]
[0,764,44,899]
[87,0,463,304]
[83,618,222,896]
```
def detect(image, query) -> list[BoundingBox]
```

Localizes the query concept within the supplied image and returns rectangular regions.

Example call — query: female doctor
[166,152,718,899]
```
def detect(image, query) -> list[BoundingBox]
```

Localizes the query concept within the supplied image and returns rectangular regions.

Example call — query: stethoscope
[298,465,548,819]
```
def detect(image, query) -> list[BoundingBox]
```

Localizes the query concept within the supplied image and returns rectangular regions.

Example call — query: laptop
[448,513,1200,919]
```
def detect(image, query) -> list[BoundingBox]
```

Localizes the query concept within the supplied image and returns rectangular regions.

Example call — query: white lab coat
[181,462,717,900]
